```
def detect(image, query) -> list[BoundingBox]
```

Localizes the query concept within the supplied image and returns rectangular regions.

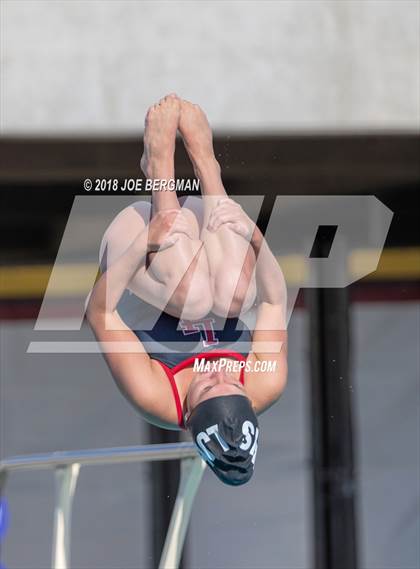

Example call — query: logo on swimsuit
[179,318,219,348]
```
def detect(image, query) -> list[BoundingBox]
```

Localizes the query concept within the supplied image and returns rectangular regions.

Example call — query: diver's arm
[245,226,288,412]
[88,230,149,317]
[86,224,163,421]
[250,225,287,312]
[246,303,288,414]
[86,210,187,427]
[203,198,288,411]
[207,213,288,411]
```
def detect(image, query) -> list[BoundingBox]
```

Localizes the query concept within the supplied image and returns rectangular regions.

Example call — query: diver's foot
[141,93,180,178]
[178,100,217,169]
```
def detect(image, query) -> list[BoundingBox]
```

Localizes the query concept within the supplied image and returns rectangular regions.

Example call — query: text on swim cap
[196,422,259,466]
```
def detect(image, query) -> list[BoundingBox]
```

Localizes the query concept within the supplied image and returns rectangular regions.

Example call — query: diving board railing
[0,443,206,569]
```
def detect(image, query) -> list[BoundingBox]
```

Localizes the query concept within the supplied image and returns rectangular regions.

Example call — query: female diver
[87,94,288,486]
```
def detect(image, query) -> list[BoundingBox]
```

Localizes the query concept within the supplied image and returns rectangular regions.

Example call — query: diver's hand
[147,209,193,252]
[207,198,255,241]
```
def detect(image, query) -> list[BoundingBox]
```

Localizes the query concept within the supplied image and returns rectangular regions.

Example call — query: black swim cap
[187,395,260,486]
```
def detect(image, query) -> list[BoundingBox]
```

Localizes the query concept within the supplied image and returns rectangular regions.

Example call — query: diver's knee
[212,270,238,314]
[170,268,213,320]
[212,272,256,318]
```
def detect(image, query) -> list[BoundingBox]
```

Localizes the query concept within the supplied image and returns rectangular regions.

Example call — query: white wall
[1,0,419,135]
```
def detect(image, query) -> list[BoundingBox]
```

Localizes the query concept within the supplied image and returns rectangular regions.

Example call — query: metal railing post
[51,463,80,569]
[158,457,206,569]
[0,443,200,569]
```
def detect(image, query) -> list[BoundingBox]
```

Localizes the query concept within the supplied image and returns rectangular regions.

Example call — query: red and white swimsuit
[156,350,247,429]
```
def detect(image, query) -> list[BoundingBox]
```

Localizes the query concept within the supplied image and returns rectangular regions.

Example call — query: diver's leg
[139,95,212,318]
[98,202,181,319]
[100,96,212,319]
[179,100,256,317]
